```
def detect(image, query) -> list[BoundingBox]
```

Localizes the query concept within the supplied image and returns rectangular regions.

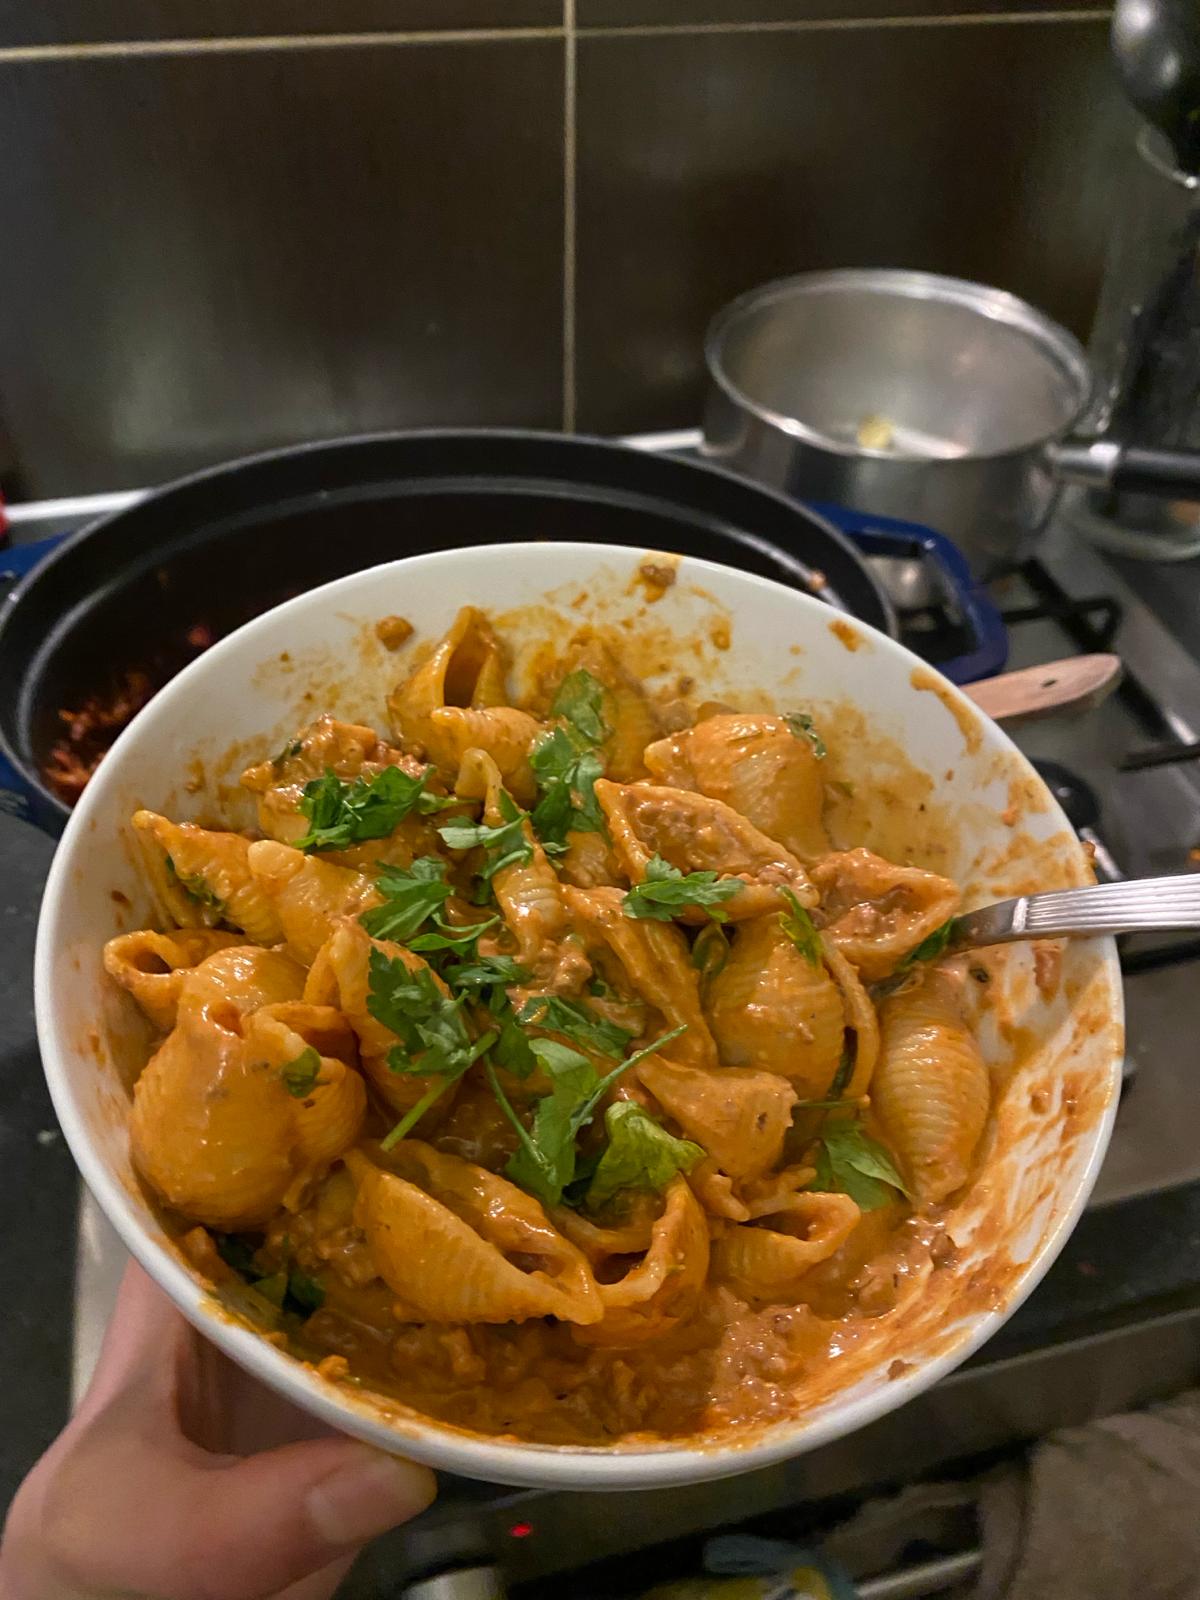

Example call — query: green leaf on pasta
[810,1121,910,1211]
[586,1102,704,1211]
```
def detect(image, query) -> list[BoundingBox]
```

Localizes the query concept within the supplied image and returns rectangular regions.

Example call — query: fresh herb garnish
[164,854,223,910]
[491,998,540,1080]
[447,953,530,993]
[691,922,729,979]
[286,1269,326,1313]
[550,668,609,747]
[365,948,497,1147]
[213,1235,325,1316]
[359,856,452,943]
[516,994,633,1059]
[407,913,500,956]
[527,670,610,852]
[827,1038,855,1099]
[272,737,304,770]
[295,765,454,852]
[529,731,606,852]
[585,1101,703,1211]
[810,1121,909,1211]
[279,1046,324,1098]
[896,918,958,971]
[622,855,744,924]
[779,886,822,968]
[784,711,827,759]
[438,790,533,882]
[486,1024,688,1208]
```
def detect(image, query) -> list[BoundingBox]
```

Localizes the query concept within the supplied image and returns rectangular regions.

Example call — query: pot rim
[704,267,1094,465]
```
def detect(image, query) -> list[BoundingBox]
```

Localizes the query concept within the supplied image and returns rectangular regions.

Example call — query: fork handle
[949,875,1200,951]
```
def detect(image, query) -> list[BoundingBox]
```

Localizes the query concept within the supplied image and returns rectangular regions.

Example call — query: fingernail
[307,1446,436,1546]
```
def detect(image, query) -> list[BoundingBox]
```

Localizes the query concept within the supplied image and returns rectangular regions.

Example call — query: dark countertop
[0,811,76,1511]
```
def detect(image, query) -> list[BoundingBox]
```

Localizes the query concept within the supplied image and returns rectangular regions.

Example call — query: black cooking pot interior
[0,430,895,831]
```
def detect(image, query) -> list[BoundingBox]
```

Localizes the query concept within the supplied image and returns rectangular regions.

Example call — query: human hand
[1,1261,435,1600]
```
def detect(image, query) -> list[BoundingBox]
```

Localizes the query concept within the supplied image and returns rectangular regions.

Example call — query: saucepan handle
[1051,438,1200,498]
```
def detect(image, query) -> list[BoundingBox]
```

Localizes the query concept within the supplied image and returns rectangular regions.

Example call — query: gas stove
[7,455,1200,1597]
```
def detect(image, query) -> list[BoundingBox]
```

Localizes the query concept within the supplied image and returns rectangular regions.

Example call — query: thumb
[180,1435,436,1598]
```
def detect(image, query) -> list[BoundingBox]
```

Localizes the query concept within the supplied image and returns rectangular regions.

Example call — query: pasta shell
[241,715,445,871]
[596,781,815,922]
[103,928,245,1031]
[812,848,960,981]
[875,968,989,1202]
[245,840,378,965]
[562,885,717,1067]
[241,1003,366,1208]
[564,1178,710,1347]
[558,830,621,888]
[705,914,845,1098]
[819,937,880,1099]
[456,748,567,972]
[132,811,284,944]
[712,1191,860,1303]
[347,1144,603,1325]
[387,607,508,772]
[131,1014,297,1230]
[177,945,307,1029]
[644,713,829,862]
[637,1056,796,1181]
[241,715,385,799]
[429,706,542,803]
[559,631,659,782]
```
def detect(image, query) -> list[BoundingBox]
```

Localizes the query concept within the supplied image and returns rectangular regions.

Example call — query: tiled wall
[0,2,1126,495]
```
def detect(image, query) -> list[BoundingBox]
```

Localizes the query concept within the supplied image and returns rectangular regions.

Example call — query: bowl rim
[703,266,1094,465]
[35,540,1123,1490]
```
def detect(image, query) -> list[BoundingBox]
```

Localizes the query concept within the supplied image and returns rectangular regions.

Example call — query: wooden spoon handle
[963,654,1123,726]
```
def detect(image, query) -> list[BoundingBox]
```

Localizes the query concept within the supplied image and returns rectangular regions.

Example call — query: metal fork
[948,874,1200,953]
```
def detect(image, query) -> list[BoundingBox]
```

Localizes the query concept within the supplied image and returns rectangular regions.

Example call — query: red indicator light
[508,1522,534,1540]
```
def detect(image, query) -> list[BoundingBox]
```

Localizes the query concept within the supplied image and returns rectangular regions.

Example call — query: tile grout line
[0,10,1107,61]
[562,0,578,434]
[0,28,563,63]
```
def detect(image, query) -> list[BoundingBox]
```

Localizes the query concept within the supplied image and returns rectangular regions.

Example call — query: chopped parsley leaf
[516,994,633,1059]
[529,730,605,852]
[622,855,744,923]
[691,922,730,979]
[585,1101,704,1211]
[779,887,822,968]
[279,1047,324,1099]
[407,913,500,957]
[359,856,452,943]
[295,765,454,853]
[437,790,533,883]
[810,1121,909,1211]
[550,668,609,747]
[784,711,827,759]
[486,1023,688,1208]
[164,854,223,910]
[365,949,497,1148]
[896,918,959,971]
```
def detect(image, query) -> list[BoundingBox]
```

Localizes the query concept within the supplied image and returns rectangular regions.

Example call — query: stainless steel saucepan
[702,267,1200,576]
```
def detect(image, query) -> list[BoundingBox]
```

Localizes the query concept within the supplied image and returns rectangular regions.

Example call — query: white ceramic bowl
[36,542,1123,1490]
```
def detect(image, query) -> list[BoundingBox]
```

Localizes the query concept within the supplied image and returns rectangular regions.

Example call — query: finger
[149,1436,436,1600]
[73,1260,187,1422]
[31,1423,435,1600]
